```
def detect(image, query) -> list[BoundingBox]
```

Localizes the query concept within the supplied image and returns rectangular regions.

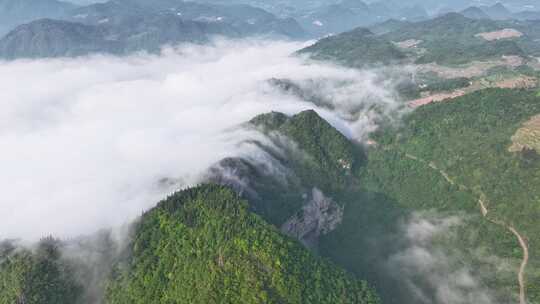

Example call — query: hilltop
[298,28,406,67]
[300,13,540,66]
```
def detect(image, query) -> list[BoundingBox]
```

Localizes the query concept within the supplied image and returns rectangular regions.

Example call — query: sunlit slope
[358,88,540,303]
[301,13,540,67]
[105,184,379,304]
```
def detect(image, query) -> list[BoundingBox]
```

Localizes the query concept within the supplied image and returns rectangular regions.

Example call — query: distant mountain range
[292,1,430,36]
[0,0,306,59]
[0,0,540,60]
[458,2,540,20]
[0,0,76,35]
[0,0,434,40]
[301,12,540,66]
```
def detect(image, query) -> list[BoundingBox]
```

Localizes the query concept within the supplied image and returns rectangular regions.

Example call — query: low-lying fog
[0,39,400,240]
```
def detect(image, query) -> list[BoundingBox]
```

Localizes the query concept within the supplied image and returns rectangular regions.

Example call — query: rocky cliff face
[281,188,343,248]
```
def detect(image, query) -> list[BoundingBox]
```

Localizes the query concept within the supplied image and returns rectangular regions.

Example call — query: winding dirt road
[510,226,529,304]
[478,198,529,304]
[403,151,529,304]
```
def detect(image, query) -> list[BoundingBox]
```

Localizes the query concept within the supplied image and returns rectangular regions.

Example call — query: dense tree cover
[0,110,376,304]
[213,110,363,226]
[105,184,379,304]
[382,13,526,65]
[4,89,540,304]
[301,13,540,68]
[359,88,540,303]
[298,28,406,68]
[207,110,360,226]
[0,0,307,59]
[251,110,359,194]
[0,238,83,304]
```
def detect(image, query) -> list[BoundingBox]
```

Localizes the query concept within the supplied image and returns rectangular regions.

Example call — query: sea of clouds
[0,39,401,240]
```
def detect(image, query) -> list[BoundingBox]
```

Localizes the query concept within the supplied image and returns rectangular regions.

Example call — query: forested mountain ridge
[105,184,379,304]
[0,0,75,36]
[357,88,540,304]
[0,185,381,304]
[297,28,406,67]
[0,0,306,59]
[0,184,379,304]
[0,110,380,304]
[2,87,540,303]
[1,3,540,303]
[301,12,540,66]
[205,110,360,227]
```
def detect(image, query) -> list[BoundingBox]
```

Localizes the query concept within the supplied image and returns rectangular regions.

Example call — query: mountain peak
[460,6,490,19]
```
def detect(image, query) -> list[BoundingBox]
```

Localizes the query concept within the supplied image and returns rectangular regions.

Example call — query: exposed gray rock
[281,188,343,248]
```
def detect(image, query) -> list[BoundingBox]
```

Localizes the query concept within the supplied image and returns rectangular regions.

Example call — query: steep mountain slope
[354,88,540,304]
[0,185,381,304]
[250,110,358,195]
[105,184,380,304]
[0,109,378,304]
[0,238,83,304]
[1,85,539,304]
[209,110,360,227]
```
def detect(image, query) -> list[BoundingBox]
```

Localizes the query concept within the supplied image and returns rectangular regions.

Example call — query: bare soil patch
[495,76,538,89]
[395,39,423,49]
[408,90,467,108]
[510,114,540,153]
[475,28,524,41]
[409,75,537,108]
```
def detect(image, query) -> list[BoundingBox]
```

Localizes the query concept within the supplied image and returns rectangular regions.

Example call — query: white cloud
[0,39,400,240]
[388,212,500,304]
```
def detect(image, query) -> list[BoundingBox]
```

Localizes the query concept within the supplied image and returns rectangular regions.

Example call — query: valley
[403,150,530,304]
